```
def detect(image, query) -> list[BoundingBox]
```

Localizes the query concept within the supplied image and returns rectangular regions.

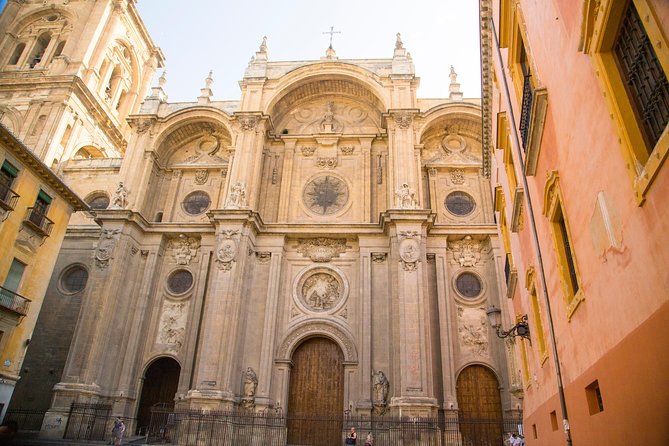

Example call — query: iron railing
[3,408,46,431]
[147,408,523,446]
[519,74,534,151]
[0,285,31,316]
[63,403,114,441]
[0,182,19,212]
[24,206,54,237]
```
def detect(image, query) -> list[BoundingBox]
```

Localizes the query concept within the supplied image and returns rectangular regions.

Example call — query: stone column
[277,138,296,221]
[357,248,373,413]
[226,113,266,211]
[387,110,420,209]
[434,249,457,410]
[383,209,438,416]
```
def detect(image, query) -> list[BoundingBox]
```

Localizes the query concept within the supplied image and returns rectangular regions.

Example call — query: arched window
[8,43,26,65]
[74,146,105,159]
[29,32,51,68]
[53,40,66,58]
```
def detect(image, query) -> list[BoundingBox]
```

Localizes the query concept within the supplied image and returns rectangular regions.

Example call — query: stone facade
[3,0,519,440]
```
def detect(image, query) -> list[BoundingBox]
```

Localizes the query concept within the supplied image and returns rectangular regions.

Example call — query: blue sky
[136,0,482,103]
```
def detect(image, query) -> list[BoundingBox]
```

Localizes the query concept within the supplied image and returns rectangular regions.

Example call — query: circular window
[86,193,110,210]
[182,191,211,215]
[61,266,89,294]
[445,191,476,216]
[302,175,350,215]
[455,272,482,298]
[167,270,193,295]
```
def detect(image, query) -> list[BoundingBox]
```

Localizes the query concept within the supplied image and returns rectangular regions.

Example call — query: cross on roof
[323,26,341,48]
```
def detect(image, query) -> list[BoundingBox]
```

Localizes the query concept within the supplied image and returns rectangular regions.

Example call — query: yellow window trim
[586,0,669,204]
[525,266,549,363]
[543,171,585,320]
[507,4,541,102]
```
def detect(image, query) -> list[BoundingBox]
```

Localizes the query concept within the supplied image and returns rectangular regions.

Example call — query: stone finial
[449,65,463,101]
[325,45,337,59]
[198,70,214,105]
[259,36,268,53]
[158,70,167,88]
[395,32,404,49]
[205,70,213,88]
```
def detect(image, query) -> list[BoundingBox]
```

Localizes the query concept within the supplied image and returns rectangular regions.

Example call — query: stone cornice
[0,124,87,211]
[479,0,493,178]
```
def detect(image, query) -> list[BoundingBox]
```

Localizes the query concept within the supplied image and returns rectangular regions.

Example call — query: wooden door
[136,357,180,434]
[456,365,504,445]
[287,337,344,446]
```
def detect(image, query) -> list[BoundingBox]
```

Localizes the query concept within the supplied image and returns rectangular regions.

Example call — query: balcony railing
[0,286,31,316]
[24,207,54,237]
[0,182,19,213]
[519,74,534,152]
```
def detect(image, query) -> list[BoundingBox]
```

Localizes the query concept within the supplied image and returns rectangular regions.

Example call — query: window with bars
[557,210,580,296]
[613,2,669,153]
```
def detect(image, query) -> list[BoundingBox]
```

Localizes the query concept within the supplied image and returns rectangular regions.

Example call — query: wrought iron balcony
[0,286,31,316]
[519,74,534,152]
[23,207,54,237]
[0,182,19,213]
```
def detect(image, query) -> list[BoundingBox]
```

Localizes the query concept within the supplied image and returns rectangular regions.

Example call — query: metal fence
[147,408,522,446]
[63,403,114,441]
[3,408,46,431]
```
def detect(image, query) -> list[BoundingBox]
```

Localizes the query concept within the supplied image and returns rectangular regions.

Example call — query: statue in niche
[111,182,128,209]
[372,370,390,415]
[226,182,246,209]
[395,182,417,209]
[320,101,337,133]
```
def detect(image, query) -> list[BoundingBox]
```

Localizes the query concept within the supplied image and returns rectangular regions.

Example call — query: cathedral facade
[2,1,521,443]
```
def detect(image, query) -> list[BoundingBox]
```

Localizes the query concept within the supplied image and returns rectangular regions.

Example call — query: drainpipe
[489,16,573,446]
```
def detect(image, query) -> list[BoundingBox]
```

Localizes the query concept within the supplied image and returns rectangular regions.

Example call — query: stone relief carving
[301,146,316,156]
[377,155,383,185]
[95,229,121,269]
[239,116,259,131]
[398,231,420,272]
[320,101,339,133]
[448,235,484,267]
[168,234,200,265]
[394,112,413,129]
[277,322,356,362]
[241,367,258,410]
[173,170,183,178]
[279,100,378,134]
[457,306,489,356]
[226,182,246,209]
[450,168,466,185]
[135,118,155,134]
[340,146,354,155]
[372,370,390,415]
[296,238,347,262]
[303,175,349,215]
[395,182,417,209]
[316,157,338,169]
[256,251,271,264]
[301,272,343,311]
[371,253,387,263]
[157,301,188,352]
[216,229,240,271]
[178,134,227,165]
[111,182,128,209]
[194,169,209,185]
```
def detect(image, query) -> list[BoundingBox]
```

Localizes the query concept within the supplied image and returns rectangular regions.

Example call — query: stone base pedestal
[389,396,439,417]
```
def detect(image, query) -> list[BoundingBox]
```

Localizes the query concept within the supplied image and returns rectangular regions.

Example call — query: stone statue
[226,182,246,209]
[112,182,128,209]
[395,182,417,209]
[243,367,258,398]
[395,32,404,50]
[372,370,389,415]
[320,101,337,132]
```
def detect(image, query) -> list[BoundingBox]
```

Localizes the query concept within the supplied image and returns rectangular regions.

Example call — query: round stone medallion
[295,267,348,313]
[302,175,349,216]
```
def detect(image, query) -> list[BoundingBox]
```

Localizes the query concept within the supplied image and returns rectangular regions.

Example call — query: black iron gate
[63,402,112,441]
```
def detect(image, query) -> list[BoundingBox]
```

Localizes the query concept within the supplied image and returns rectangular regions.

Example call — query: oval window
[455,272,482,298]
[61,266,89,294]
[182,191,211,215]
[167,269,193,294]
[445,191,476,216]
[86,193,110,210]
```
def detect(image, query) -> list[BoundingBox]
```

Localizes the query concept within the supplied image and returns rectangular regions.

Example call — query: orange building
[480,0,669,444]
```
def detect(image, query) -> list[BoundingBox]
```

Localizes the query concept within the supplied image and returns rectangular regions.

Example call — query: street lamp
[486,305,531,341]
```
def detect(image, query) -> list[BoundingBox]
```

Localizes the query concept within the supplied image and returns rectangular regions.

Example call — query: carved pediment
[296,238,347,262]
[275,98,380,135]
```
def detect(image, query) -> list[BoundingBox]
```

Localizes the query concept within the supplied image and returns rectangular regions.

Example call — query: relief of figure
[226,182,246,209]
[372,370,389,415]
[243,367,258,398]
[111,182,128,209]
[395,182,417,209]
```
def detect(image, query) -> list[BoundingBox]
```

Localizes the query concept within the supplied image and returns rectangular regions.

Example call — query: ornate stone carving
[303,175,349,215]
[173,170,183,178]
[426,253,436,263]
[168,234,200,265]
[300,271,344,311]
[399,231,420,272]
[131,245,138,255]
[256,251,271,264]
[239,116,258,131]
[372,370,390,415]
[226,182,246,209]
[297,238,347,262]
[428,168,438,177]
[135,118,155,134]
[194,169,209,185]
[448,235,483,267]
[301,146,316,156]
[157,301,188,352]
[277,321,357,362]
[216,229,240,271]
[95,229,120,269]
[450,168,465,185]
[241,367,258,410]
[320,101,339,133]
[395,182,417,209]
[457,306,489,356]
[371,253,387,263]
[394,112,413,129]
[340,146,354,155]
[111,182,128,209]
[316,157,338,169]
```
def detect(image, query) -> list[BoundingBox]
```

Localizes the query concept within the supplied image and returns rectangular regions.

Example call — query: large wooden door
[456,365,504,446]
[136,357,180,434]
[287,337,344,446]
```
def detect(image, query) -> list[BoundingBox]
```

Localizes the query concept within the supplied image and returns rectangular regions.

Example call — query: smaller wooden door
[456,365,504,445]
[136,357,180,434]
[287,337,344,446]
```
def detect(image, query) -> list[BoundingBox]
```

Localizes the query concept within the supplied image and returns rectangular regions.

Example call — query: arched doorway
[456,365,504,445]
[287,337,344,446]
[136,357,181,434]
